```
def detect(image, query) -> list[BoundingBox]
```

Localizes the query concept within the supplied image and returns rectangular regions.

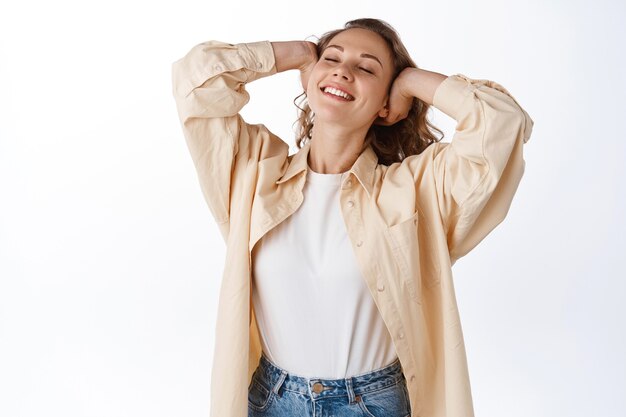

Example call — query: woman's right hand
[271,41,318,91]
[298,41,318,92]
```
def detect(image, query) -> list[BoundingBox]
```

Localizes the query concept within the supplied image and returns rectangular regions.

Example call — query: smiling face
[307,28,395,129]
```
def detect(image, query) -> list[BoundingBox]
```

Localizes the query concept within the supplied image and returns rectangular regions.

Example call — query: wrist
[271,41,317,73]
[396,68,421,98]
[299,41,318,71]
[400,67,447,106]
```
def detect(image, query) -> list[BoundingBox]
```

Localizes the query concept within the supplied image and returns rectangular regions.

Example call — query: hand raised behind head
[271,40,318,90]
[299,41,318,92]
[375,67,415,126]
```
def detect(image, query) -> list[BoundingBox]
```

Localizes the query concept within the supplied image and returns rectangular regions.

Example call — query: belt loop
[271,370,287,397]
[345,376,356,404]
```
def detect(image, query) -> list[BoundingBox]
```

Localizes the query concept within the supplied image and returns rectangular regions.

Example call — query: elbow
[171,61,190,99]
[485,107,527,155]
[493,97,534,147]
[480,110,527,187]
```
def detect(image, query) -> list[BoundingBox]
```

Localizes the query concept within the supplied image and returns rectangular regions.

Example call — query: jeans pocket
[247,376,275,412]
[357,381,411,417]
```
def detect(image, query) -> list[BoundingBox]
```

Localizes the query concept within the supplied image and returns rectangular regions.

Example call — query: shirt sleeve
[426,74,534,264]
[171,40,280,241]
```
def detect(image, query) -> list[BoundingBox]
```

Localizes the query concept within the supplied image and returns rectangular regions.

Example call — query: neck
[307,121,370,174]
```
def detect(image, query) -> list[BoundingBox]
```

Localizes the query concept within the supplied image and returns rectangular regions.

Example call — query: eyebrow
[326,44,384,69]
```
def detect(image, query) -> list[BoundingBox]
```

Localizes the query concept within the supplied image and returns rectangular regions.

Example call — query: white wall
[1,0,624,416]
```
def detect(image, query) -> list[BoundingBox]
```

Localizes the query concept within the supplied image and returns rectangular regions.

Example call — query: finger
[374,117,392,126]
[387,112,401,124]
[377,116,398,126]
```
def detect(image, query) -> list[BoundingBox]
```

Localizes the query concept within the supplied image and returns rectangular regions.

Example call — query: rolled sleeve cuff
[432,73,478,120]
[236,41,277,76]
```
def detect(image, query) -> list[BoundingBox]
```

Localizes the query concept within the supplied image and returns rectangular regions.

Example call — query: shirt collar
[275,138,379,198]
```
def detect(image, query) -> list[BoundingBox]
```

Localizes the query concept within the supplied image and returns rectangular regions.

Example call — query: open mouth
[320,86,354,101]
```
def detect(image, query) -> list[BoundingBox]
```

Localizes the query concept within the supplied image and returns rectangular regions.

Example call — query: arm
[397,70,534,264]
[433,73,534,263]
[171,40,316,240]
[271,41,317,74]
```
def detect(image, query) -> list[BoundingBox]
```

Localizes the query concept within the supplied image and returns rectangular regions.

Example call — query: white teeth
[323,86,352,100]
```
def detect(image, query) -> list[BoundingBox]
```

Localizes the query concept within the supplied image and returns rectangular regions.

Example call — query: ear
[378,95,390,118]
[378,104,389,118]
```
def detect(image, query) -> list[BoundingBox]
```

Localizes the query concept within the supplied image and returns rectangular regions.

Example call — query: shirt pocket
[384,210,422,305]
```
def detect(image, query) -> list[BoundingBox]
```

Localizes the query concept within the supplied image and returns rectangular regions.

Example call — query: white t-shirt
[251,164,398,379]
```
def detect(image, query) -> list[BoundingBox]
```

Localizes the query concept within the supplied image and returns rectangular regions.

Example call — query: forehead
[325,28,392,61]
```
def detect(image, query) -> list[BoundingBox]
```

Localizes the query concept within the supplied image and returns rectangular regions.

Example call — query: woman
[172,18,533,417]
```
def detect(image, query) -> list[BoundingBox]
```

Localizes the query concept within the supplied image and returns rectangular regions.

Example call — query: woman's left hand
[375,67,416,126]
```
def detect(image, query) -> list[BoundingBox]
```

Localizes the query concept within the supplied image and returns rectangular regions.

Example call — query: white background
[1,0,625,416]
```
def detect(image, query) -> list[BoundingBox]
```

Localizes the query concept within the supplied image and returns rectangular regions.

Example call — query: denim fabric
[248,352,411,417]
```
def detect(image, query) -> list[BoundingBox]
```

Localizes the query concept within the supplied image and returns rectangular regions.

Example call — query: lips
[320,84,355,101]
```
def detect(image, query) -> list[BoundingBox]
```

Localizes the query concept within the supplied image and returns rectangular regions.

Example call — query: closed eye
[324,57,375,75]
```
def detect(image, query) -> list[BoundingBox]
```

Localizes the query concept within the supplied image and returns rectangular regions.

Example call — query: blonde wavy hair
[293,18,445,165]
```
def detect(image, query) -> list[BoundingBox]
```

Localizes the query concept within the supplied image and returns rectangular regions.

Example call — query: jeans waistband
[253,352,406,400]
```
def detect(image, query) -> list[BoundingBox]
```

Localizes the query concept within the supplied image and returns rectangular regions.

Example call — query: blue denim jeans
[248,352,412,417]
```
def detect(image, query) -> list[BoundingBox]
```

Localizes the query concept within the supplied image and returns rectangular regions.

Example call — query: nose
[333,63,353,81]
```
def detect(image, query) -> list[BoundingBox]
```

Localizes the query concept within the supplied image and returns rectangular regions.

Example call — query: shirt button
[377,282,385,292]
[410,375,416,382]
[356,241,363,247]
[346,179,353,187]
[346,201,354,208]
[256,62,263,69]
[399,332,404,339]
[213,64,223,72]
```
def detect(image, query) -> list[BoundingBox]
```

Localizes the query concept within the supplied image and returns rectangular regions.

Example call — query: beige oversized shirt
[171,40,534,417]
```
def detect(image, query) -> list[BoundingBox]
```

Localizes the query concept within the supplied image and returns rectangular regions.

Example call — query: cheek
[306,66,321,93]
[367,81,390,105]
[307,76,317,94]
[306,68,324,108]
[306,85,319,113]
